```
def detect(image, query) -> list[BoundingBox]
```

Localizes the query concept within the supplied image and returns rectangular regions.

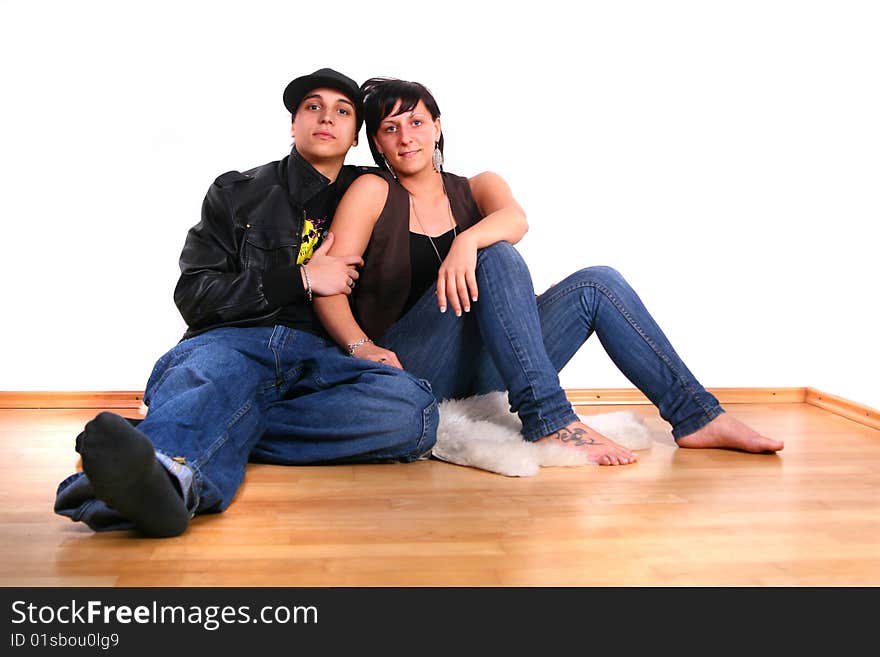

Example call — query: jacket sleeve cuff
[262,266,307,307]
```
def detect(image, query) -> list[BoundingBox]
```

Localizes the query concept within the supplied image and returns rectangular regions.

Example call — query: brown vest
[353,170,483,342]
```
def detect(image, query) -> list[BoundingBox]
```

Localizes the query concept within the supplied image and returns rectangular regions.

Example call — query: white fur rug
[139,391,654,477]
[435,392,654,477]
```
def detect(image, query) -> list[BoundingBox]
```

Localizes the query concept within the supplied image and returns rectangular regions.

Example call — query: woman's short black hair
[360,77,443,167]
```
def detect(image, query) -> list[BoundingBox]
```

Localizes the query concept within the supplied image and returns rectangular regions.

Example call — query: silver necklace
[408,180,458,265]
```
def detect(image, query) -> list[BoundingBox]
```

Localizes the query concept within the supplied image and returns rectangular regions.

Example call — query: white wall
[2,0,878,409]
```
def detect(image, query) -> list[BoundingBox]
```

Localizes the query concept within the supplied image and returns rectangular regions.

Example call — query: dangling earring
[382,154,398,181]
[432,142,444,172]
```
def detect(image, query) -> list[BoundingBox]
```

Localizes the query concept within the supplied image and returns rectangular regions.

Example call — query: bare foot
[676,412,783,453]
[535,421,637,466]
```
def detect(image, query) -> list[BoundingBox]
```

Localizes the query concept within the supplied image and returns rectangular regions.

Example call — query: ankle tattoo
[553,427,602,447]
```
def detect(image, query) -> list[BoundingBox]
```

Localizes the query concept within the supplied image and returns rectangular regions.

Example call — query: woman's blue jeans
[54,326,438,532]
[381,242,722,441]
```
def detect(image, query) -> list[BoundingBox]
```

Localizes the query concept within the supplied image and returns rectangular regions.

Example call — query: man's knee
[146,342,260,407]
[389,371,438,425]
[381,372,438,459]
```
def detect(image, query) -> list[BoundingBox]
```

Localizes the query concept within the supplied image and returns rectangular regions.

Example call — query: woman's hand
[352,342,403,369]
[436,232,478,315]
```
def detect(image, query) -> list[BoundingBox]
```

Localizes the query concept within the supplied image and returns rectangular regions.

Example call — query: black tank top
[353,170,483,341]
[403,227,457,314]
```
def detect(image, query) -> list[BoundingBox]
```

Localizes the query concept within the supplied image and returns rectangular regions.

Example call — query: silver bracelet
[301,264,313,302]
[347,337,373,357]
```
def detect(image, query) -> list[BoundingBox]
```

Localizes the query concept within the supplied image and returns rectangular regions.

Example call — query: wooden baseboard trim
[0,387,809,410]
[805,388,880,431]
[566,387,807,405]
[3,388,876,433]
[0,391,144,409]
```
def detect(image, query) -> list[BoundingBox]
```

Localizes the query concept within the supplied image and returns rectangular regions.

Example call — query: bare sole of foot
[676,412,784,453]
[535,421,637,466]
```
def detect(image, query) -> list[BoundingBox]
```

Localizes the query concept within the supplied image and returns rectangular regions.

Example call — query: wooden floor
[2,402,879,587]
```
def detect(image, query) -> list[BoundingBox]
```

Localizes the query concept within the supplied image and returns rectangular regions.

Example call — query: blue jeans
[54,326,438,531]
[381,242,722,441]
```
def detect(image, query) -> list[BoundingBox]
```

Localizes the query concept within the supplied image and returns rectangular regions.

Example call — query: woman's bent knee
[476,241,523,268]
[575,265,628,290]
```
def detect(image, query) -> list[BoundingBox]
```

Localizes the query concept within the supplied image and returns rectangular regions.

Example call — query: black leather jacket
[174,147,363,339]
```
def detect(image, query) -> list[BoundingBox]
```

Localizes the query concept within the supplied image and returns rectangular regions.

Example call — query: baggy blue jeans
[54,326,438,531]
[381,242,722,441]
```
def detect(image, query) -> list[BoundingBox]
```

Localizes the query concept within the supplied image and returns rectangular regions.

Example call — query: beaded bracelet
[347,337,373,357]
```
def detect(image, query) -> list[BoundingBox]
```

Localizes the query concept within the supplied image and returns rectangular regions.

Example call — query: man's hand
[303,232,364,296]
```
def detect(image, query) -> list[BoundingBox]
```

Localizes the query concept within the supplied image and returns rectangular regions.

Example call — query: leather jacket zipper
[294,208,306,264]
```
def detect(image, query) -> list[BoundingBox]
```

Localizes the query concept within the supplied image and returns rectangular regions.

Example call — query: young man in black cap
[54,68,439,538]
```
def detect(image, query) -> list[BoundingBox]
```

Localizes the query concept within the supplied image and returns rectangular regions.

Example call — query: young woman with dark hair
[313,77,783,465]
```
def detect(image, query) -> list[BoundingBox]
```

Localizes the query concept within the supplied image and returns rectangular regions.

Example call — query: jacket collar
[286,146,332,208]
